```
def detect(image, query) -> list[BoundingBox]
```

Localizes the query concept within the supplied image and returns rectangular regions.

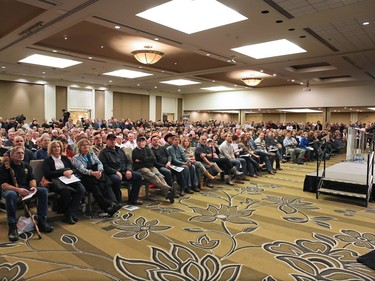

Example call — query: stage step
[318,188,367,199]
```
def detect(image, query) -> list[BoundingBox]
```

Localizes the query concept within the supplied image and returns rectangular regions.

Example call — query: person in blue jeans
[0,146,53,242]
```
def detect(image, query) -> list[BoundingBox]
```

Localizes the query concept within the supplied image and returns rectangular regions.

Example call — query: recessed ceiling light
[103,69,153,79]
[201,86,235,91]
[368,107,375,110]
[279,108,322,113]
[136,0,247,34]
[363,22,369,25]
[88,57,92,59]
[1,66,5,69]
[232,39,306,59]
[115,25,120,29]
[19,54,81,68]
[160,79,201,86]
[52,50,57,53]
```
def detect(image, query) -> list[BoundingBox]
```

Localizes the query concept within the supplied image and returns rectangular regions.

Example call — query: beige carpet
[1,155,374,280]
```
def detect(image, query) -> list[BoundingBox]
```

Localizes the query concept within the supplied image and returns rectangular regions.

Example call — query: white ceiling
[0,0,374,95]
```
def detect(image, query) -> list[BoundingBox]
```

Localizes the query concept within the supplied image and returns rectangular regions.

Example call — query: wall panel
[113,92,149,120]
[95,90,105,119]
[56,86,67,121]
[0,80,44,123]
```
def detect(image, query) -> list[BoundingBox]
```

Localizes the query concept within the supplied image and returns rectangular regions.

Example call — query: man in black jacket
[132,136,174,203]
[99,134,142,205]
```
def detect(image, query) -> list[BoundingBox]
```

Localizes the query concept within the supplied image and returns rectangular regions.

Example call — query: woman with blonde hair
[43,140,85,224]
[72,138,121,216]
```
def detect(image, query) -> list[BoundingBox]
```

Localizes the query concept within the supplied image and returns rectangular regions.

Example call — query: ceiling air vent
[285,62,337,73]
[313,75,354,83]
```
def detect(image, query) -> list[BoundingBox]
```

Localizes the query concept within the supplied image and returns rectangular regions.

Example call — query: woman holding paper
[43,140,85,224]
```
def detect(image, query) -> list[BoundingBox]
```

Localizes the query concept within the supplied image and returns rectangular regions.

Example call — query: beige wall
[0,80,44,123]
[245,113,263,122]
[189,112,238,122]
[261,113,281,123]
[113,92,149,120]
[95,90,105,119]
[358,112,375,124]
[330,113,350,123]
[56,86,67,122]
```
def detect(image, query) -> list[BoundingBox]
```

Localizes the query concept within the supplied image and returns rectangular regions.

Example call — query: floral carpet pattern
[1,155,374,280]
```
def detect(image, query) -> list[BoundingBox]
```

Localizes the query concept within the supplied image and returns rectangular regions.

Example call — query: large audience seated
[0,115,373,242]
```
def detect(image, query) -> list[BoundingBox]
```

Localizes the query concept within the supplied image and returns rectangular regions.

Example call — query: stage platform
[303,161,374,205]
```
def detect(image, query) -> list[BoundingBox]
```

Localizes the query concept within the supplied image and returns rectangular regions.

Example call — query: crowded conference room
[0,0,374,280]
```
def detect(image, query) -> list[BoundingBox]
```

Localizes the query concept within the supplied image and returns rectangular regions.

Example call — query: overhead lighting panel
[136,0,247,34]
[279,108,322,113]
[103,69,153,79]
[232,39,306,59]
[160,79,201,86]
[19,54,81,68]
[201,86,235,91]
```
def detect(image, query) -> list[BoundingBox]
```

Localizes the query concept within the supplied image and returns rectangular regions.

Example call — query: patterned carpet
[1,155,375,280]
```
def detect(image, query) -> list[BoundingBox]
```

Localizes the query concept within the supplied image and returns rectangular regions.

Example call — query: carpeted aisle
[1,155,375,280]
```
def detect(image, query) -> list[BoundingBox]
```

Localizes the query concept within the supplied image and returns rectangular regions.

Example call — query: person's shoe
[107,203,123,216]
[205,180,214,188]
[229,167,243,177]
[259,163,266,168]
[174,193,180,198]
[185,188,194,194]
[192,187,200,192]
[225,176,234,186]
[134,200,143,205]
[166,190,175,203]
[268,171,276,175]
[277,167,283,170]
[8,224,19,242]
[62,215,76,225]
[251,174,258,178]
[37,216,54,233]
[241,177,250,181]
[179,190,185,196]
[234,179,245,184]
[72,215,79,222]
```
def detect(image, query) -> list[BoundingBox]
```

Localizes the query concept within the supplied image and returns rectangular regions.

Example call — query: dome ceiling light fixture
[241,77,262,87]
[131,45,164,64]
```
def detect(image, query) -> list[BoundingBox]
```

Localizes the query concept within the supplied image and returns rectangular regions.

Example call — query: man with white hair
[124,133,136,150]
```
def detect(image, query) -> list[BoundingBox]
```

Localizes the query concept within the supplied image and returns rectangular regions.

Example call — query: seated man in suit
[0,146,53,242]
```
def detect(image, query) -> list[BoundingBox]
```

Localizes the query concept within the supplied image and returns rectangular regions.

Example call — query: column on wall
[322,107,331,127]
[44,85,56,122]
[239,110,246,125]
[104,90,113,120]
[149,94,156,121]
